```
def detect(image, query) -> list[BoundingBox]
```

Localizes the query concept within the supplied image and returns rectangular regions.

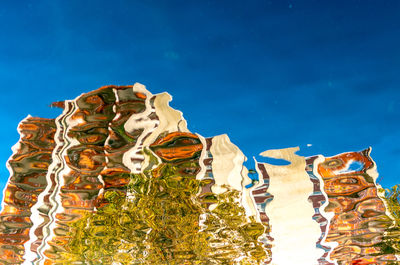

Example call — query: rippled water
[0,84,398,264]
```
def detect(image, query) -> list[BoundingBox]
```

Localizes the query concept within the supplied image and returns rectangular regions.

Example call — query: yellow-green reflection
[378,185,400,258]
[59,158,268,264]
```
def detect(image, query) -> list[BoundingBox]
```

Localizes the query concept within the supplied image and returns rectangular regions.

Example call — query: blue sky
[0,0,399,196]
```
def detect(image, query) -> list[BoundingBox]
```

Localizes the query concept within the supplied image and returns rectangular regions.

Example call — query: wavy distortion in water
[0,83,398,265]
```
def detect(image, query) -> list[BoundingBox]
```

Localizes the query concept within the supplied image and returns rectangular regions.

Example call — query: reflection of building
[0,84,397,264]
[314,150,398,264]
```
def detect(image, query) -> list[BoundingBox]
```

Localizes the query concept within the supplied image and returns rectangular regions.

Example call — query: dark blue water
[1,0,399,201]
